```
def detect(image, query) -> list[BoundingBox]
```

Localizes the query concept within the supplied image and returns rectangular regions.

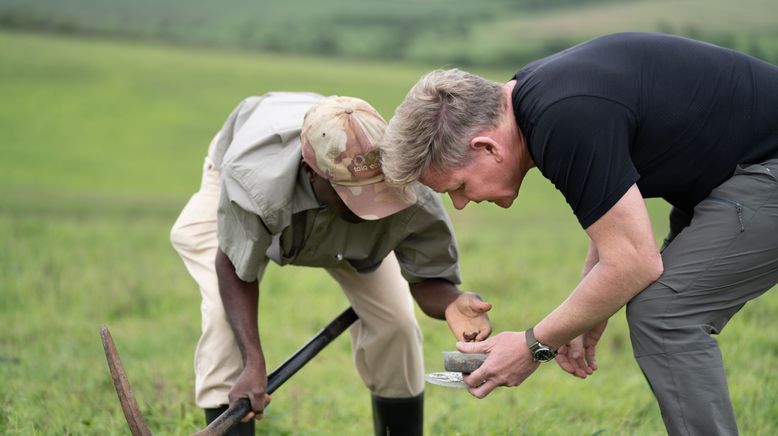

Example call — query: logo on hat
[353,150,381,174]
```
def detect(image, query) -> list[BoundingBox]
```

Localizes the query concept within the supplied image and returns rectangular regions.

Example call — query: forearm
[215,249,264,369]
[581,239,599,278]
[535,184,663,348]
[409,278,461,319]
[535,257,661,349]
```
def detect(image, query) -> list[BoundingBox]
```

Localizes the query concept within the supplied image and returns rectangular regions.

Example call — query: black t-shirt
[512,32,778,228]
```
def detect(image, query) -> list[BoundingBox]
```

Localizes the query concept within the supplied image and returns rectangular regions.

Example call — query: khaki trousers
[170,139,424,408]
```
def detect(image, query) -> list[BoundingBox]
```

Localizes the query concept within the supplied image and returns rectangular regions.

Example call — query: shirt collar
[291,162,324,213]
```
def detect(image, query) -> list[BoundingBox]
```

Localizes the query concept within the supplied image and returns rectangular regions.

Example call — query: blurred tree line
[1,0,777,67]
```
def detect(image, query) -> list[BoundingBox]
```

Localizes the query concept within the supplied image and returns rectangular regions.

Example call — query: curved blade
[100,325,152,436]
[424,371,468,388]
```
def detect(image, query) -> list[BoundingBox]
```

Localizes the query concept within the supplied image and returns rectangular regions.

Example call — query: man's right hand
[228,365,272,421]
[456,331,540,398]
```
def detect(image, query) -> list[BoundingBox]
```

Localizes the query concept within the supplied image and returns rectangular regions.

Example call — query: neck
[502,81,535,178]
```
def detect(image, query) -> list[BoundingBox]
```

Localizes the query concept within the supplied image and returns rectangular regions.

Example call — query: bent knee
[365,312,421,345]
[170,222,198,254]
[627,283,718,357]
[169,222,189,251]
[170,218,217,255]
[393,317,422,342]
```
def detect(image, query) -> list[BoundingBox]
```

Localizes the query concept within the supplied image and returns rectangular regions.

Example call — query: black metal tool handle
[194,306,359,436]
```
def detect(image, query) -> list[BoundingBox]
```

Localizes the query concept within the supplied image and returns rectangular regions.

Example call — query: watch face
[534,347,556,362]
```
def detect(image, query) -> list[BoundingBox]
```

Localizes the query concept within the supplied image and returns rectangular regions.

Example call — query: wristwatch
[525,327,557,362]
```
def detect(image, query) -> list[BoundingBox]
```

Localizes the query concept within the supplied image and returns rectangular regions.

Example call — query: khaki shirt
[215,92,461,284]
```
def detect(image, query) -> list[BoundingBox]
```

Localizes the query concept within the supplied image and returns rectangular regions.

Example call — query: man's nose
[449,192,470,210]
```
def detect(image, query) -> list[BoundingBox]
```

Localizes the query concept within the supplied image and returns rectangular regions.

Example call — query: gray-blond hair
[380,68,505,186]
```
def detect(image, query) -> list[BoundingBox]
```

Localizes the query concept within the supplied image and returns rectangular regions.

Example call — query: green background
[1,1,777,434]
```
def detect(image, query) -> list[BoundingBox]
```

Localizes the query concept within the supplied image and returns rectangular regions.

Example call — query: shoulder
[386,183,452,232]
[410,183,448,214]
[232,92,324,132]
[220,93,324,231]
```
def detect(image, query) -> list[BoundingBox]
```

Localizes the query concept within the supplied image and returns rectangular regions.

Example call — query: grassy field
[1,31,777,435]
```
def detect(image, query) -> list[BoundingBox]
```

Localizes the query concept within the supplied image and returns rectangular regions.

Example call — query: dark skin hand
[410,279,492,342]
[221,163,492,422]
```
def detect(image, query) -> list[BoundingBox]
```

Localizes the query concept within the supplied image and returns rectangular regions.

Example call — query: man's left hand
[444,292,492,342]
[555,320,607,378]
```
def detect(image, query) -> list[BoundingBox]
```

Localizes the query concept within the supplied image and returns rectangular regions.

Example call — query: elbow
[617,250,662,291]
[215,248,238,281]
[640,253,663,287]
[652,256,664,281]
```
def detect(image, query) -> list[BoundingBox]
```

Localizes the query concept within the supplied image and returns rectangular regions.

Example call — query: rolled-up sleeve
[393,197,461,285]
[217,184,272,282]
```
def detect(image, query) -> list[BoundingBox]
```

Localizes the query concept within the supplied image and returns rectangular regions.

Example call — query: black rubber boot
[371,392,424,436]
[204,405,255,436]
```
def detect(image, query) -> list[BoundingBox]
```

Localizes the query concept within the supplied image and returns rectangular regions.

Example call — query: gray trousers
[626,158,778,436]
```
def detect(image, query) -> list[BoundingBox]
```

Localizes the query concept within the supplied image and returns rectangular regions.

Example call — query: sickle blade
[424,371,469,388]
[100,325,153,436]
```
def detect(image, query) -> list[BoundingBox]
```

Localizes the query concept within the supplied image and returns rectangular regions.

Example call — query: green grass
[1,31,777,435]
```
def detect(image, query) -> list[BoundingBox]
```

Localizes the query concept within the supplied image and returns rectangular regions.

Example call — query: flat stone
[443,351,487,373]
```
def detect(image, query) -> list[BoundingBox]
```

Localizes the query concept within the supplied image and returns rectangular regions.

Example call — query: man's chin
[495,198,514,208]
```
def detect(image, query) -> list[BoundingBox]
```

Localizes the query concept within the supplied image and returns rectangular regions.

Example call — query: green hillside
[1,0,778,66]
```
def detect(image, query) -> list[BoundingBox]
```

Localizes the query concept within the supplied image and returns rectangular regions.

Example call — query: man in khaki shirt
[171,93,492,435]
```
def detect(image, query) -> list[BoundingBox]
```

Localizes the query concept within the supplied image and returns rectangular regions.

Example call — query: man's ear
[470,136,503,163]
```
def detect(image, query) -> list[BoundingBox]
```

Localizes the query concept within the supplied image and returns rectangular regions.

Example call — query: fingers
[585,344,598,371]
[555,345,576,375]
[461,367,495,398]
[245,393,272,422]
[567,339,589,378]
[571,347,592,378]
[473,299,493,313]
[461,363,502,399]
[467,377,498,399]
[462,331,478,342]
[475,326,491,341]
[458,292,492,314]
[555,343,594,379]
[462,325,491,342]
[456,339,489,354]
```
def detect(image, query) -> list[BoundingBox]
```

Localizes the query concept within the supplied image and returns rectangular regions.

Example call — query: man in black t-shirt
[380,33,778,435]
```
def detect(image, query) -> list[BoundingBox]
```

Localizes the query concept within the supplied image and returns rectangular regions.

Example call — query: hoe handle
[193,398,251,436]
[194,307,359,435]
